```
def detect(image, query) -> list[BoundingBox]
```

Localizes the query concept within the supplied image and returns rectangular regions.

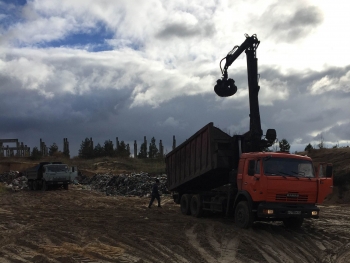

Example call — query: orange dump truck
[166,34,333,228]
[166,123,333,228]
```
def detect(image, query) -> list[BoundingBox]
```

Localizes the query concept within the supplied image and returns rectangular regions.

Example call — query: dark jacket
[151,183,159,196]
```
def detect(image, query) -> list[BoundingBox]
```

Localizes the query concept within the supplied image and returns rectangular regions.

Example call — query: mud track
[0,186,349,263]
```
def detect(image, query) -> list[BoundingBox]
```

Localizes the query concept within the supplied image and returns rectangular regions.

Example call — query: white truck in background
[25,162,77,191]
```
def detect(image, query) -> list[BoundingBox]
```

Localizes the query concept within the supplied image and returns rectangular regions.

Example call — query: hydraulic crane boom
[214,34,275,152]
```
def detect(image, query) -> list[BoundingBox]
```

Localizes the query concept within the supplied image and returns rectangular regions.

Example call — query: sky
[0,0,350,157]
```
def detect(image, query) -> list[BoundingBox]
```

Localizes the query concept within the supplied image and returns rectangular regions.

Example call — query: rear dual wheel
[42,180,48,191]
[28,181,33,190]
[190,195,203,218]
[32,180,39,191]
[180,194,192,215]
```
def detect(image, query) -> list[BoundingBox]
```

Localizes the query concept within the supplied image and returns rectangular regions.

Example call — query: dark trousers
[149,194,161,207]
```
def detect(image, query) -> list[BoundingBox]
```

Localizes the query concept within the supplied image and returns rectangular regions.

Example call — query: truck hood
[266,177,317,203]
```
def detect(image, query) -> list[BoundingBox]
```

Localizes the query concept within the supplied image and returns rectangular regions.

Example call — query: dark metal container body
[166,122,234,192]
[25,165,41,180]
[25,162,63,180]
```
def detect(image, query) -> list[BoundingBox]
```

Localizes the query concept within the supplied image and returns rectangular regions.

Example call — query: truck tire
[28,180,33,190]
[63,184,69,190]
[42,180,48,191]
[190,195,203,218]
[283,218,304,229]
[235,201,253,229]
[180,194,191,215]
[32,180,38,191]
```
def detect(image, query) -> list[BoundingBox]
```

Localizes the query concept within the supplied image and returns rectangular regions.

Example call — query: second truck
[165,34,333,228]
[25,162,77,191]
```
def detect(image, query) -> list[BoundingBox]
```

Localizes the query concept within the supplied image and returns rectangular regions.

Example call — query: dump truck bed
[166,122,234,192]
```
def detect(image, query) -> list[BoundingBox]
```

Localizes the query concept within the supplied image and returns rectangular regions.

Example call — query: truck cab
[26,162,73,191]
[234,152,333,228]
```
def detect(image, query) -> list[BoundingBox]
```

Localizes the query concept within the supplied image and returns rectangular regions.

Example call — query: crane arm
[214,34,276,152]
[223,34,259,72]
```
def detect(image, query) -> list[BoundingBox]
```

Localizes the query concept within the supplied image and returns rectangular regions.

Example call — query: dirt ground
[1,186,350,263]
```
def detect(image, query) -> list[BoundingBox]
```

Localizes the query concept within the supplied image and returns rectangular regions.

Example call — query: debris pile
[0,171,21,183]
[1,170,169,196]
[0,171,27,191]
[77,172,168,197]
[10,176,28,191]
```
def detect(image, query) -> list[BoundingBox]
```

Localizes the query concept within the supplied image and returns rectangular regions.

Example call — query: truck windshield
[263,157,314,178]
[46,165,68,173]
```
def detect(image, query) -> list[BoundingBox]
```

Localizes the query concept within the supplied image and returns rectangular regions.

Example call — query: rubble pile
[77,172,168,197]
[0,171,27,191]
[0,171,20,183]
[10,176,28,191]
[1,170,169,196]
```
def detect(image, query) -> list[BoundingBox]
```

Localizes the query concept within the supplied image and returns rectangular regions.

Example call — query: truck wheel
[28,180,33,190]
[190,195,203,217]
[32,180,38,191]
[235,201,253,229]
[180,194,191,215]
[63,184,69,190]
[42,180,48,191]
[283,218,304,229]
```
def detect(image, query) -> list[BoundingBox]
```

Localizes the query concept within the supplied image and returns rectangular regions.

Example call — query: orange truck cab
[234,152,333,228]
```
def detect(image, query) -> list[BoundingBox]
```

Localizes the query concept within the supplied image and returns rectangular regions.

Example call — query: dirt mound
[300,147,350,174]
[297,148,350,203]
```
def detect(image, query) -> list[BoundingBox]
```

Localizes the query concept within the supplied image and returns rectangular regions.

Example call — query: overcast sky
[1,0,349,157]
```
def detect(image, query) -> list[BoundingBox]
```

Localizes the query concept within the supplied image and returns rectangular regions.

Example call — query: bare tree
[318,134,325,149]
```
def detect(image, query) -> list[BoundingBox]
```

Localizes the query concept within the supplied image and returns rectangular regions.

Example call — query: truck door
[316,163,333,203]
[242,159,264,201]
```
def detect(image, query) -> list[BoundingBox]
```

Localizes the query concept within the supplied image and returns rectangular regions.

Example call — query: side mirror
[248,160,255,176]
[266,129,277,143]
[326,164,333,178]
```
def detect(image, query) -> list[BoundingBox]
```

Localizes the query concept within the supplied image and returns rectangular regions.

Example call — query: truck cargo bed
[166,122,234,192]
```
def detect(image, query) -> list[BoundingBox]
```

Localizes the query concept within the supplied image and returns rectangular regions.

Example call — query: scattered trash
[76,172,168,197]
[0,170,21,183]
[1,170,169,197]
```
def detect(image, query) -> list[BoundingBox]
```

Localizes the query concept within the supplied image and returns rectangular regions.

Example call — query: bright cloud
[1,0,350,155]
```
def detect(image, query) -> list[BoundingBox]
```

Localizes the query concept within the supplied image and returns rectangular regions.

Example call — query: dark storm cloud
[260,65,350,93]
[156,22,215,39]
[85,63,350,155]
[247,64,350,149]
[261,5,323,42]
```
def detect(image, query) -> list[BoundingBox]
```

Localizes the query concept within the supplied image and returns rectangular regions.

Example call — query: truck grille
[275,194,308,202]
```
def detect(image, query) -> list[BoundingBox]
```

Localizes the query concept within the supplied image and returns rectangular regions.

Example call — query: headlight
[263,209,274,215]
[311,211,318,216]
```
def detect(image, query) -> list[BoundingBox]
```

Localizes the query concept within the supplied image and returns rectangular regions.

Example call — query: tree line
[30,143,69,160]
[29,136,165,160]
[78,138,130,159]
[78,137,163,159]
[29,134,346,160]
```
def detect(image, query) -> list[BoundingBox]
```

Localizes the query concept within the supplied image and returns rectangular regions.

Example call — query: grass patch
[69,156,166,175]
[0,183,9,195]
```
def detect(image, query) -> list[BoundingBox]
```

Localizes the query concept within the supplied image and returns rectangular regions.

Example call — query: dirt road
[1,186,350,263]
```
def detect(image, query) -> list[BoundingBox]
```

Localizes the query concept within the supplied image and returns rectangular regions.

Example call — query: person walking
[148,179,161,208]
